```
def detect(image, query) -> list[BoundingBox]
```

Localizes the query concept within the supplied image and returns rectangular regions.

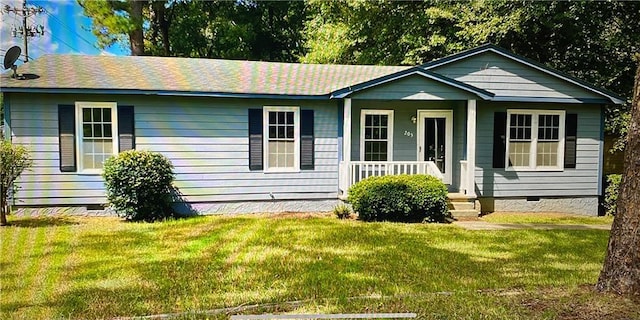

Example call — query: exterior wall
[475,101,603,198]
[430,51,606,101]
[349,100,467,191]
[478,196,599,216]
[8,93,339,209]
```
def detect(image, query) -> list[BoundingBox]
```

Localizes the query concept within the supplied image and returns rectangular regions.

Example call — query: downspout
[2,93,9,141]
[598,104,605,197]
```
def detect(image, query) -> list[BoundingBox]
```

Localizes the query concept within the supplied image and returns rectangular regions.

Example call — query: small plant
[103,150,175,222]
[333,203,352,219]
[348,174,448,223]
[604,174,622,216]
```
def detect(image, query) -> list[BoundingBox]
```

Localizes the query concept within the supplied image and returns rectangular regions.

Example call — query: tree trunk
[129,0,145,56]
[596,58,640,295]
[158,1,171,56]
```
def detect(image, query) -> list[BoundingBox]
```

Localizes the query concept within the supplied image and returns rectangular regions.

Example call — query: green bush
[1,140,33,226]
[604,174,622,216]
[348,174,448,222]
[103,150,175,222]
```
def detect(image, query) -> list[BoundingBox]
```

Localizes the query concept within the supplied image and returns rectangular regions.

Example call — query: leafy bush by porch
[348,174,448,222]
[103,150,175,222]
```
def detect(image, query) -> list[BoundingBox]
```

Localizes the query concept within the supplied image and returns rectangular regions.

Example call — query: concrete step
[449,209,480,218]
[447,193,480,218]
[447,192,476,201]
[449,201,476,211]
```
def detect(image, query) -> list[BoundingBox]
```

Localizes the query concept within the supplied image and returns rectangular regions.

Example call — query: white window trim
[263,106,300,173]
[505,109,565,171]
[75,101,118,174]
[360,109,394,161]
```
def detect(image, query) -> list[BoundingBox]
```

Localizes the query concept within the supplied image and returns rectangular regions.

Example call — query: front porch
[337,160,479,216]
[338,98,478,200]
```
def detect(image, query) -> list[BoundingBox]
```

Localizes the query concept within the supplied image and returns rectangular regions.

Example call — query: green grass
[0,214,635,319]
[481,212,614,225]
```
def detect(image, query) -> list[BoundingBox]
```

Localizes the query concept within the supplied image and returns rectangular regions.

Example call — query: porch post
[342,98,352,193]
[343,98,352,162]
[466,99,477,197]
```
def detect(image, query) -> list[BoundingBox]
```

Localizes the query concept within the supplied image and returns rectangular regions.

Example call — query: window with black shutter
[248,107,315,172]
[58,102,135,173]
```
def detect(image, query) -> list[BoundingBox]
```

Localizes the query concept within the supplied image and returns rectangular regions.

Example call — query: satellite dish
[3,46,21,69]
[3,46,21,79]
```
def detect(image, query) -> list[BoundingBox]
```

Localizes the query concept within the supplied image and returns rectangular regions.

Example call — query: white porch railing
[339,161,443,194]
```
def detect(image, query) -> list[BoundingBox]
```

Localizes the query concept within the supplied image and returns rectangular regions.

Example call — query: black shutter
[58,105,76,172]
[493,112,507,168]
[248,109,263,170]
[564,113,577,168]
[300,110,315,170]
[118,105,135,152]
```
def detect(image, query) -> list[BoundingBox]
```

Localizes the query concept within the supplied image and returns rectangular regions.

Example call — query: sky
[1,0,128,65]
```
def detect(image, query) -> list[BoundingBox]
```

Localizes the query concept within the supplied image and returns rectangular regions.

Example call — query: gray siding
[475,101,602,197]
[9,93,339,206]
[350,100,467,190]
[431,52,605,101]
[350,75,479,100]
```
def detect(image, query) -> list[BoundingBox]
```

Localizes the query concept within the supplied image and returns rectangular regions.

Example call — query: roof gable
[332,67,493,100]
[423,44,624,104]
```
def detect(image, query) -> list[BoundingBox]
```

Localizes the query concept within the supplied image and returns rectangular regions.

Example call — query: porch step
[449,201,475,211]
[449,209,480,217]
[447,193,480,218]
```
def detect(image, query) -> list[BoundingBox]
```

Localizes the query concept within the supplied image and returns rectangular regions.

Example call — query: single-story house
[0,44,624,216]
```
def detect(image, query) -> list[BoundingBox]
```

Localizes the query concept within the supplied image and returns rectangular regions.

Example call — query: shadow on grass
[4,216,81,228]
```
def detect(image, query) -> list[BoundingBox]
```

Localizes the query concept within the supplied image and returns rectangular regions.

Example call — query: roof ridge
[32,53,411,69]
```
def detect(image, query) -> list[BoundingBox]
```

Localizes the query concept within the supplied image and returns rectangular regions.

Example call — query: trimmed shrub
[103,150,175,221]
[348,174,448,222]
[604,174,622,216]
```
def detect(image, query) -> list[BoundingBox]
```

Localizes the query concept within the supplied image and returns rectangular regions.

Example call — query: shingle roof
[0,45,623,105]
[0,55,408,96]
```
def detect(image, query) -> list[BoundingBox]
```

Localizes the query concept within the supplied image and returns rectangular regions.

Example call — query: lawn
[1,214,637,319]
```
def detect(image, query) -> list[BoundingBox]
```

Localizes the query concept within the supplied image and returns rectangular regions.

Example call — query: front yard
[1,214,636,319]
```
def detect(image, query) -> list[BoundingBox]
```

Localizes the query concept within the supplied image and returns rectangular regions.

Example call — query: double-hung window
[360,110,394,161]
[263,106,300,171]
[506,110,565,170]
[76,102,118,172]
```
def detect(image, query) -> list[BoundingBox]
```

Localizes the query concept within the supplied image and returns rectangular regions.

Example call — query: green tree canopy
[302,0,639,133]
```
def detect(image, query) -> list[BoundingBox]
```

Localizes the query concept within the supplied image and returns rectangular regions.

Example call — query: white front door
[417,110,453,184]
